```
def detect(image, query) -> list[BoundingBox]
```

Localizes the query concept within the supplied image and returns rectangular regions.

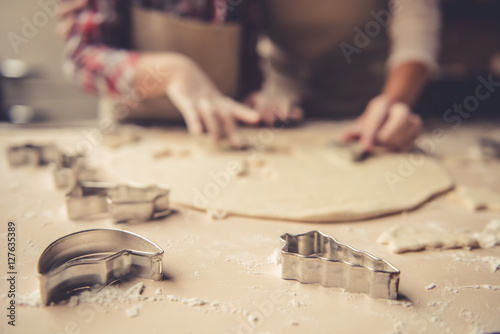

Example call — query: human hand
[341,96,422,151]
[56,0,88,38]
[245,91,303,126]
[165,56,260,147]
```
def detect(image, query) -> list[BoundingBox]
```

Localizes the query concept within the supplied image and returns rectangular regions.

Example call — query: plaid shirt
[63,0,261,100]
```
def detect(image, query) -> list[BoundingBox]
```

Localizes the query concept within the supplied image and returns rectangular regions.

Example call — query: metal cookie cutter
[6,143,61,167]
[280,231,400,299]
[37,229,164,305]
[51,153,97,189]
[66,181,171,223]
[329,141,370,162]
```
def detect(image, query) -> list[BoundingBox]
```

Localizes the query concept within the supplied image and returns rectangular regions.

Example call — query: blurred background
[0,0,499,124]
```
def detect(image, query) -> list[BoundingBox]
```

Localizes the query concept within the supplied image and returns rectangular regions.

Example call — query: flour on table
[453,253,500,273]
[125,304,143,318]
[17,283,147,308]
[266,248,281,265]
[17,290,42,307]
[165,294,249,315]
[378,219,500,253]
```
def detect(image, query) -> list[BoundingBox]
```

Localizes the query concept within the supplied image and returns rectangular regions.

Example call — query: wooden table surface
[1,120,499,334]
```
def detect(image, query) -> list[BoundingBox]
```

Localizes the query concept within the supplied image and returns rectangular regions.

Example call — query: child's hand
[166,57,260,147]
[245,92,303,126]
[341,95,422,151]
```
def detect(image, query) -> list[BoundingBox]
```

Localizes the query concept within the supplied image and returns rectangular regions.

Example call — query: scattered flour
[378,219,500,253]
[24,212,36,218]
[288,299,302,308]
[224,253,261,270]
[165,294,249,315]
[16,282,149,309]
[17,290,42,307]
[453,253,500,273]
[181,298,207,307]
[443,284,500,293]
[266,248,281,265]
[166,295,208,307]
[125,304,143,318]
[70,282,147,307]
[388,300,412,307]
[481,256,500,272]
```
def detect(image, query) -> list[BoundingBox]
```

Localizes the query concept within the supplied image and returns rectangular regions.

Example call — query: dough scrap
[105,129,454,222]
[378,219,500,253]
[452,186,500,212]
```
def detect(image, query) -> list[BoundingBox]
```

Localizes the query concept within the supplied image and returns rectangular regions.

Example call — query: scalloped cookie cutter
[37,229,164,305]
[6,143,60,166]
[6,143,95,188]
[66,181,171,223]
[51,153,97,189]
[280,231,400,299]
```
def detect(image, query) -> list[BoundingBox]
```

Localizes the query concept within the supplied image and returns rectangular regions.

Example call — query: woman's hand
[56,0,88,38]
[342,62,429,151]
[245,91,303,126]
[342,95,422,151]
[165,56,260,147]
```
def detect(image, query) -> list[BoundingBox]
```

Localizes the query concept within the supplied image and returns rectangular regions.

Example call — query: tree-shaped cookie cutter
[280,231,400,299]
[37,229,164,305]
[66,181,171,223]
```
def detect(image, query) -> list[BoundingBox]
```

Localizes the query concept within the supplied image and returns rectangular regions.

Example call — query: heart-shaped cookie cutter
[37,229,164,305]
[280,231,400,299]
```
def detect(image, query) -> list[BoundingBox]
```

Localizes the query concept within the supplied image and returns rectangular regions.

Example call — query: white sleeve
[387,0,441,73]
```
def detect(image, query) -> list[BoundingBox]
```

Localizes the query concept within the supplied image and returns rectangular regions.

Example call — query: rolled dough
[104,128,453,222]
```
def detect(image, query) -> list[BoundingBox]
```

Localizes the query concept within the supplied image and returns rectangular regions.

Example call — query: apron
[99,4,242,122]
[261,0,389,118]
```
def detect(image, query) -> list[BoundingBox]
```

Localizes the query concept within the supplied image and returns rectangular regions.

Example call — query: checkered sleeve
[62,0,139,98]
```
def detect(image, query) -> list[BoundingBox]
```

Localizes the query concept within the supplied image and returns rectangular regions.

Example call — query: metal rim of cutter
[36,228,164,305]
[280,230,400,300]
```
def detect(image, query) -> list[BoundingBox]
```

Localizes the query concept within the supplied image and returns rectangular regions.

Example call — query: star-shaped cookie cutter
[66,181,171,223]
[37,229,164,305]
[280,231,400,299]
